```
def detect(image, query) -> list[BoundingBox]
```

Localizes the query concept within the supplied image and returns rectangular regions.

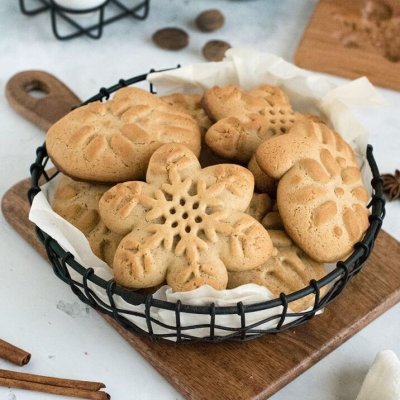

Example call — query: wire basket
[19,0,150,40]
[28,71,386,343]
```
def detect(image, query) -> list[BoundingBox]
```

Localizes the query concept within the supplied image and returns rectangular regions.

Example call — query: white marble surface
[0,1,399,399]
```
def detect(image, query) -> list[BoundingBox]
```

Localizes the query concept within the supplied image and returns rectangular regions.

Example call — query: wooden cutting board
[2,178,400,400]
[295,0,400,91]
[4,70,400,399]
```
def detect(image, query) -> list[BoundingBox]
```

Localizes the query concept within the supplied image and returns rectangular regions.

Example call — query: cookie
[228,210,326,312]
[261,209,282,230]
[52,176,122,266]
[256,120,370,262]
[247,155,277,196]
[161,93,212,135]
[161,92,226,167]
[87,223,123,267]
[229,208,327,312]
[202,85,303,162]
[99,143,273,292]
[245,193,273,222]
[47,87,201,183]
[247,114,326,196]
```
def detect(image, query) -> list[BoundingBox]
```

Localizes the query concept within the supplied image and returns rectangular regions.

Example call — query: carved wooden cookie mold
[335,0,400,62]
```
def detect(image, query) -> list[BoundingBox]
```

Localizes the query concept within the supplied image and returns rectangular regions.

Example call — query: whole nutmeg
[196,9,225,32]
[152,27,189,50]
[202,40,231,61]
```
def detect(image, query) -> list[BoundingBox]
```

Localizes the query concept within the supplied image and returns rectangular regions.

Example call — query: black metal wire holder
[19,0,150,40]
[28,71,386,343]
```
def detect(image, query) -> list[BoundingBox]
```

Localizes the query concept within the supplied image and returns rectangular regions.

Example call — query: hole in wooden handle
[24,80,50,99]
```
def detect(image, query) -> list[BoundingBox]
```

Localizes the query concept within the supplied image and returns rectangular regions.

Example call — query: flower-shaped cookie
[229,209,326,312]
[99,143,273,291]
[52,176,122,266]
[245,192,272,222]
[161,92,227,167]
[202,85,303,162]
[256,120,370,262]
[161,93,212,135]
[247,154,278,195]
[47,87,201,183]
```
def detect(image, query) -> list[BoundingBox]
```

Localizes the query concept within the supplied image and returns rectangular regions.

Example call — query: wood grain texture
[5,71,80,131]
[295,0,400,91]
[2,177,400,400]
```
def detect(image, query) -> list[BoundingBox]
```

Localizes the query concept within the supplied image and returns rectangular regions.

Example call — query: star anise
[381,170,400,200]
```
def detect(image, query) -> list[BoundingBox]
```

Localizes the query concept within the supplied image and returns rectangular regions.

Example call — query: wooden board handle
[5,70,81,132]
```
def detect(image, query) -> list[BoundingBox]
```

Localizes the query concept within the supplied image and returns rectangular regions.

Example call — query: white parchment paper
[29,49,386,340]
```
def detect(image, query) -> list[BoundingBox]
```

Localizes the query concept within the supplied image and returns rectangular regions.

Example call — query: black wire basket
[19,0,150,40]
[28,71,386,343]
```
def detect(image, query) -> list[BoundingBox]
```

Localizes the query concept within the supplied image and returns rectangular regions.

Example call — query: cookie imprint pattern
[203,85,301,162]
[99,144,273,291]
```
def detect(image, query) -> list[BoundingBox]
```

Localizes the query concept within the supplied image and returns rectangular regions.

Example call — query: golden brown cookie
[47,87,201,183]
[99,143,273,292]
[229,209,326,312]
[248,113,325,196]
[245,192,273,222]
[52,176,122,266]
[202,85,303,162]
[161,92,227,167]
[161,93,212,135]
[247,155,277,196]
[87,223,123,267]
[261,209,282,230]
[256,120,370,262]
[228,230,326,313]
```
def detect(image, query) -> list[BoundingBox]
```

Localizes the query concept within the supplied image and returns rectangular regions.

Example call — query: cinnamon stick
[0,377,110,399]
[0,369,105,391]
[0,339,31,366]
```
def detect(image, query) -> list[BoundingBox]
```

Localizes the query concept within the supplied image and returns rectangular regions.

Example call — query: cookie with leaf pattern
[99,143,273,291]
[247,154,278,196]
[256,120,370,262]
[245,192,273,222]
[161,93,212,135]
[229,209,326,312]
[161,92,227,167]
[52,176,122,267]
[47,87,201,183]
[202,84,303,163]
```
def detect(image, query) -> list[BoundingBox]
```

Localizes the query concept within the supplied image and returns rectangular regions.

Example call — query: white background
[0,1,399,399]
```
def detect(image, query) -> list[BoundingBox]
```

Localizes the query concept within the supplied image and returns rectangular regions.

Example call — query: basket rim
[28,71,386,316]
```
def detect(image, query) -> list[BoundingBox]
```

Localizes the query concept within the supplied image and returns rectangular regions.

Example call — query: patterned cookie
[229,210,326,313]
[47,87,201,183]
[247,155,277,196]
[87,223,122,267]
[52,176,122,266]
[161,93,212,135]
[99,143,273,292]
[228,235,326,313]
[161,92,227,168]
[256,120,370,262]
[245,192,273,222]
[202,85,303,162]
[247,114,326,196]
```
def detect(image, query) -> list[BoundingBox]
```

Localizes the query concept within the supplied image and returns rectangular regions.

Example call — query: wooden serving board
[2,178,400,400]
[295,0,400,91]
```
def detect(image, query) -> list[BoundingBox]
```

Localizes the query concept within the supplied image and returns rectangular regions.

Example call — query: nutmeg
[196,9,225,32]
[202,40,231,61]
[152,27,189,50]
